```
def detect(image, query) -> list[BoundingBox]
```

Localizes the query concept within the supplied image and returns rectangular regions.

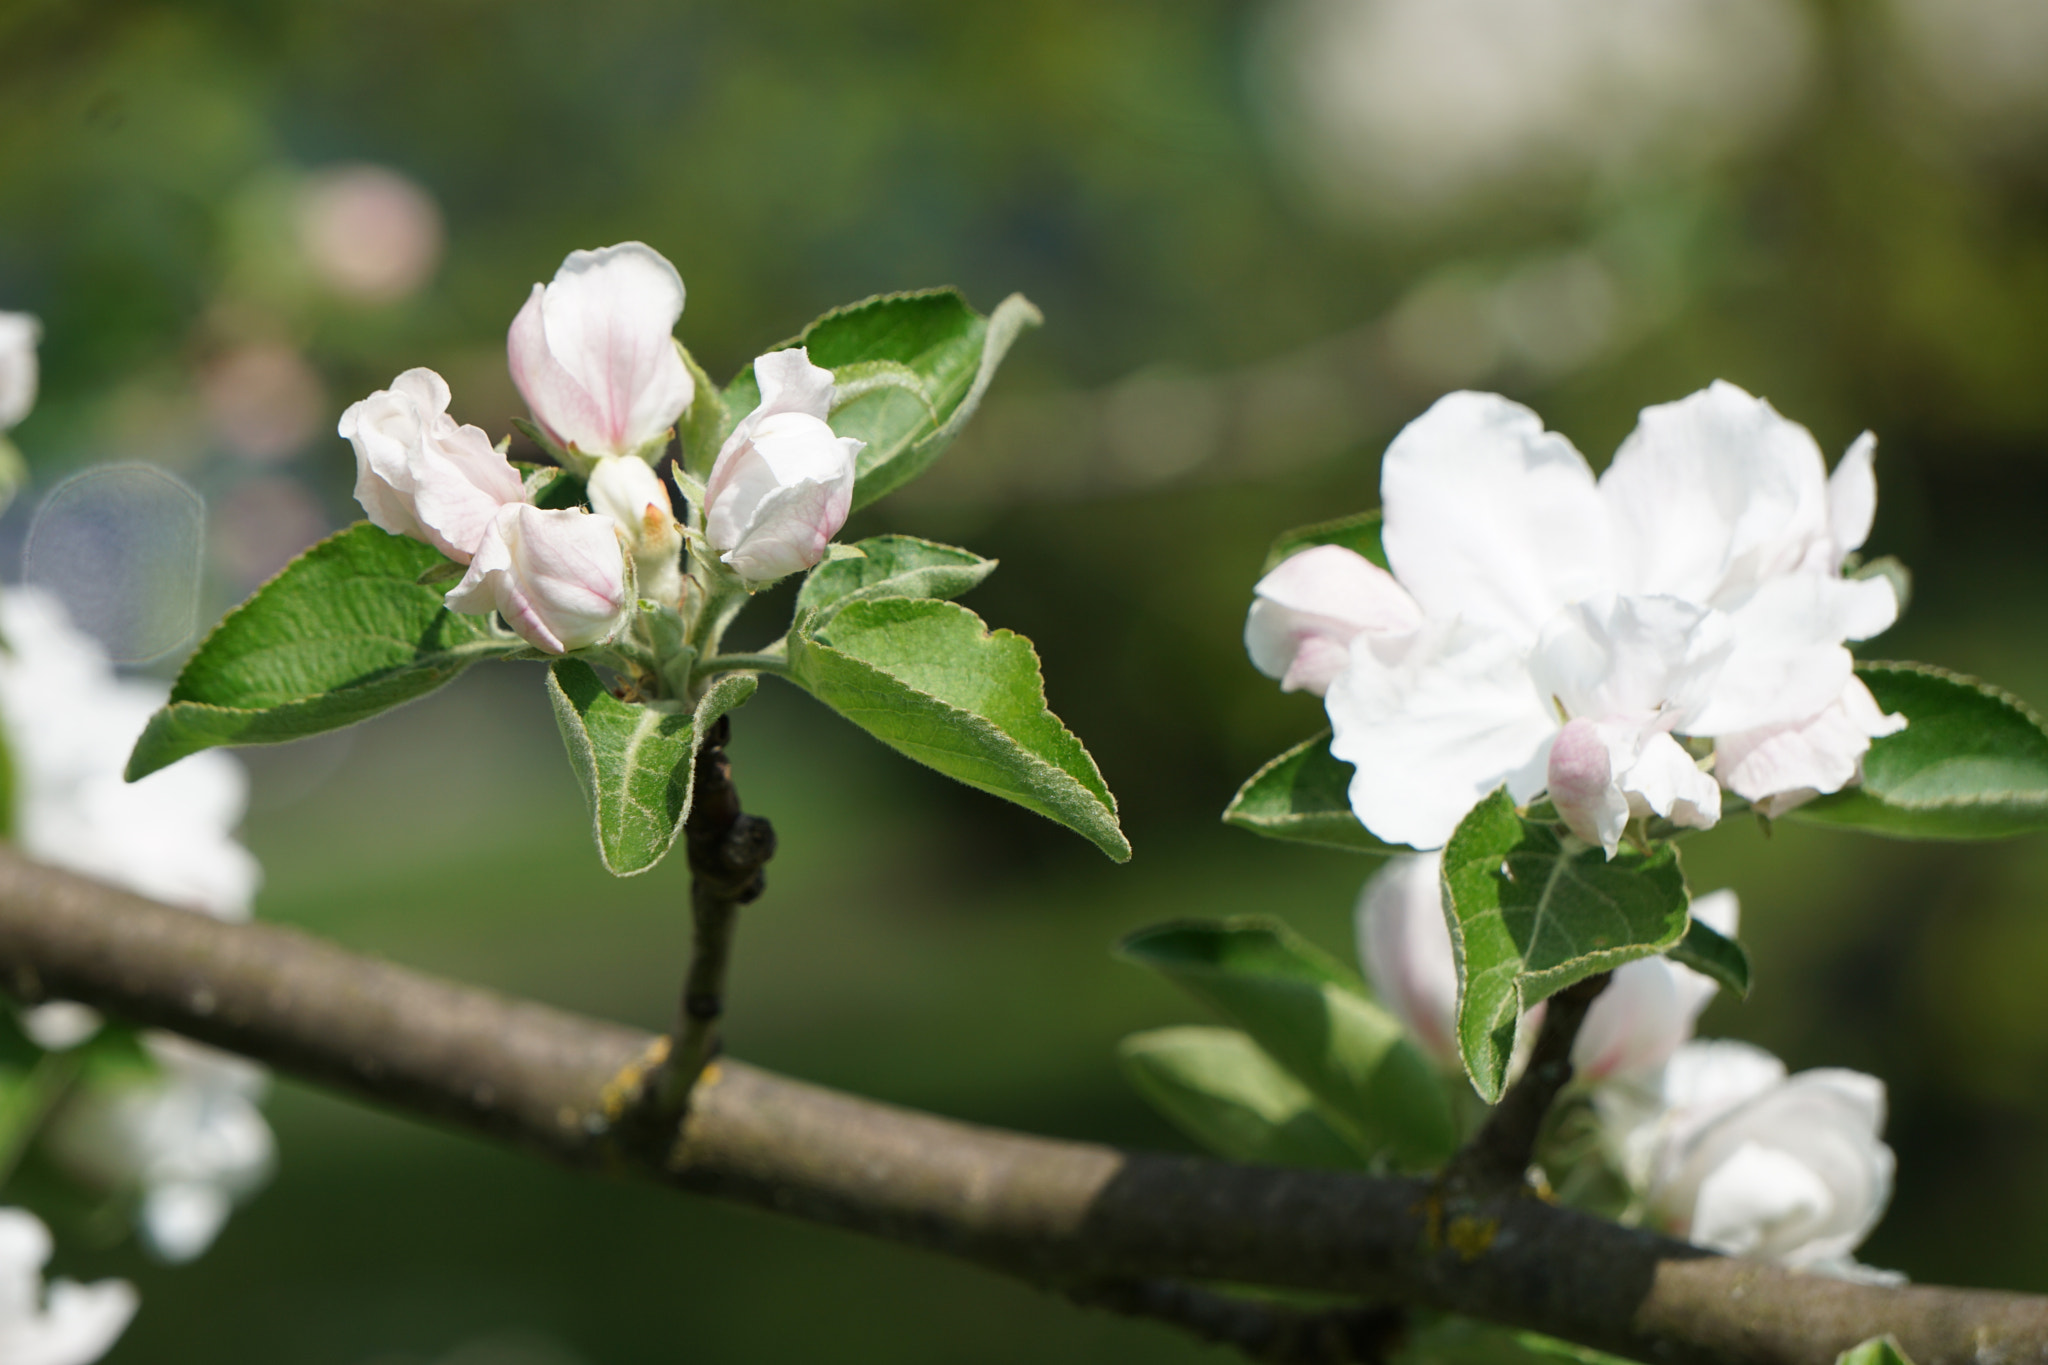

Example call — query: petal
[1686,574,1885,735]
[1619,731,1721,832]
[139,1182,233,1263]
[1246,545,1422,694]
[1527,593,1731,728]
[507,284,608,455]
[1574,956,1694,1083]
[1716,676,1904,812]
[0,311,41,430]
[1380,391,1612,637]
[1547,718,1629,854]
[1326,620,1555,849]
[1354,852,1460,1070]
[1827,433,1878,563]
[1686,1141,1835,1257]
[1600,380,1831,609]
[720,479,844,583]
[537,242,692,454]
[35,1277,139,1362]
[751,346,837,423]
[408,416,527,563]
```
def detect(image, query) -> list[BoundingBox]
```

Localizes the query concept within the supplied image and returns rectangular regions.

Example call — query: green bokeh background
[3,1,2048,1360]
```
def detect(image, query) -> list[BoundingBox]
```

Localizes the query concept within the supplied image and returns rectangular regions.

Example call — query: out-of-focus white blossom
[586,455,684,608]
[1245,544,1420,696]
[0,1208,137,1365]
[296,164,444,305]
[1258,0,1812,222]
[704,349,862,584]
[341,368,526,564]
[1571,890,1737,1084]
[201,343,327,462]
[0,313,39,433]
[507,243,693,466]
[44,1034,274,1264]
[445,505,628,655]
[1600,1040,1895,1273]
[1305,382,1901,853]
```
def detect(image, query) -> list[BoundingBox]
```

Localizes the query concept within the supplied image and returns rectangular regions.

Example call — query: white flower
[585,455,684,608]
[1314,381,1902,852]
[444,504,629,655]
[1600,1040,1895,1272]
[507,242,694,465]
[704,349,863,584]
[340,368,527,564]
[1245,544,1421,696]
[0,313,38,432]
[0,1208,136,1365]
[1571,889,1737,1084]
[44,1034,275,1264]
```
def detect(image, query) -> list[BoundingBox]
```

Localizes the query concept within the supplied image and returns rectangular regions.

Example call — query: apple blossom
[444,504,629,654]
[586,455,685,607]
[0,1208,136,1365]
[1571,889,1738,1083]
[704,348,863,584]
[1600,1040,1895,1272]
[1245,544,1422,696]
[340,368,526,564]
[44,1033,274,1264]
[1305,381,1902,852]
[0,312,38,432]
[508,242,694,465]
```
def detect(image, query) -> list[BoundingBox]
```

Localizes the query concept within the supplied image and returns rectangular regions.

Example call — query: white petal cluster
[1254,381,1903,853]
[586,454,684,608]
[0,312,39,433]
[44,1034,275,1264]
[444,504,631,655]
[507,241,694,464]
[1598,1040,1895,1272]
[0,1208,136,1365]
[339,368,527,564]
[704,349,863,584]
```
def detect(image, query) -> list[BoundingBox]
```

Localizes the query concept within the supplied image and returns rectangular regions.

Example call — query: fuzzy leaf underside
[1441,789,1691,1102]
[127,523,519,780]
[1117,918,1455,1169]
[1117,1026,1366,1169]
[1223,732,1392,853]
[547,662,758,876]
[1789,662,2048,839]
[788,597,1127,860]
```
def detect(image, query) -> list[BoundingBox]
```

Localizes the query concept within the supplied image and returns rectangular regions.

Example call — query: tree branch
[0,848,2040,1365]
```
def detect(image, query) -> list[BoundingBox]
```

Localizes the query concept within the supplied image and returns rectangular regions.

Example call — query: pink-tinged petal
[1826,432,1877,564]
[705,403,861,584]
[407,416,526,562]
[1574,957,1693,1084]
[340,368,525,563]
[1380,391,1612,639]
[536,243,692,454]
[1548,718,1628,853]
[1716,676,1905,814]
[752,347,837,423]
[1246,545,1422,695]
[446,505,626,654]
[1326,621,1556,850]
[508,284,609,455]
[1600,380,1831,609]
[719,479,842,581]
[1355,852,1461,1071]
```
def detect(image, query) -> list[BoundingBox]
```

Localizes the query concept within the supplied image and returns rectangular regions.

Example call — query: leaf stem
[649,714,776,1120]
[691,651,790,683]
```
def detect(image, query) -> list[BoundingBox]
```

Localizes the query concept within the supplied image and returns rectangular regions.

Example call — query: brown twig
[1440,973,1612,1199]
[0,850,2043,1365]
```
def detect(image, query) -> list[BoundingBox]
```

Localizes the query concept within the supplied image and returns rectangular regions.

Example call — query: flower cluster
[1248,383,1903,853]
[0,1210,136,1365]
[339,242,864,657]
[1357,853,1894,1273]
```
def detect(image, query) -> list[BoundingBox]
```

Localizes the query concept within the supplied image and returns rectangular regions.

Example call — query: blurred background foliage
[2,0,2048,1359]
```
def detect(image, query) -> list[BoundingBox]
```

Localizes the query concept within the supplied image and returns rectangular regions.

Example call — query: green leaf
[1837,1337,1913,1365]
[1260,509,1386,576]
[787,597,1126,860]
[723,289,1041,510]
[1666,916,1751,998]
[1117,1026,1367,1169]
[793,535,997,628]
[1441,789,1691,1102]
[126,524,522,780]
[1116,919,1455,1168]
[547,661,758,876]
[1514,1332,1642,1365]
[1788,662,2048,839]
[676,344,729,484]
[1222,732,1392,853]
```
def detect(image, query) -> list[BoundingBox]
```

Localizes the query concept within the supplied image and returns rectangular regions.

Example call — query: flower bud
[507,242,694,464]
[339,368,525,563]
[1572,889,1737,1083]
[704,348,863,583]
[444,504,629,654]
[1245,544,1422,696]
[0,1207,137,1361]
[0,311,39,432]
[586,455,685,607]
